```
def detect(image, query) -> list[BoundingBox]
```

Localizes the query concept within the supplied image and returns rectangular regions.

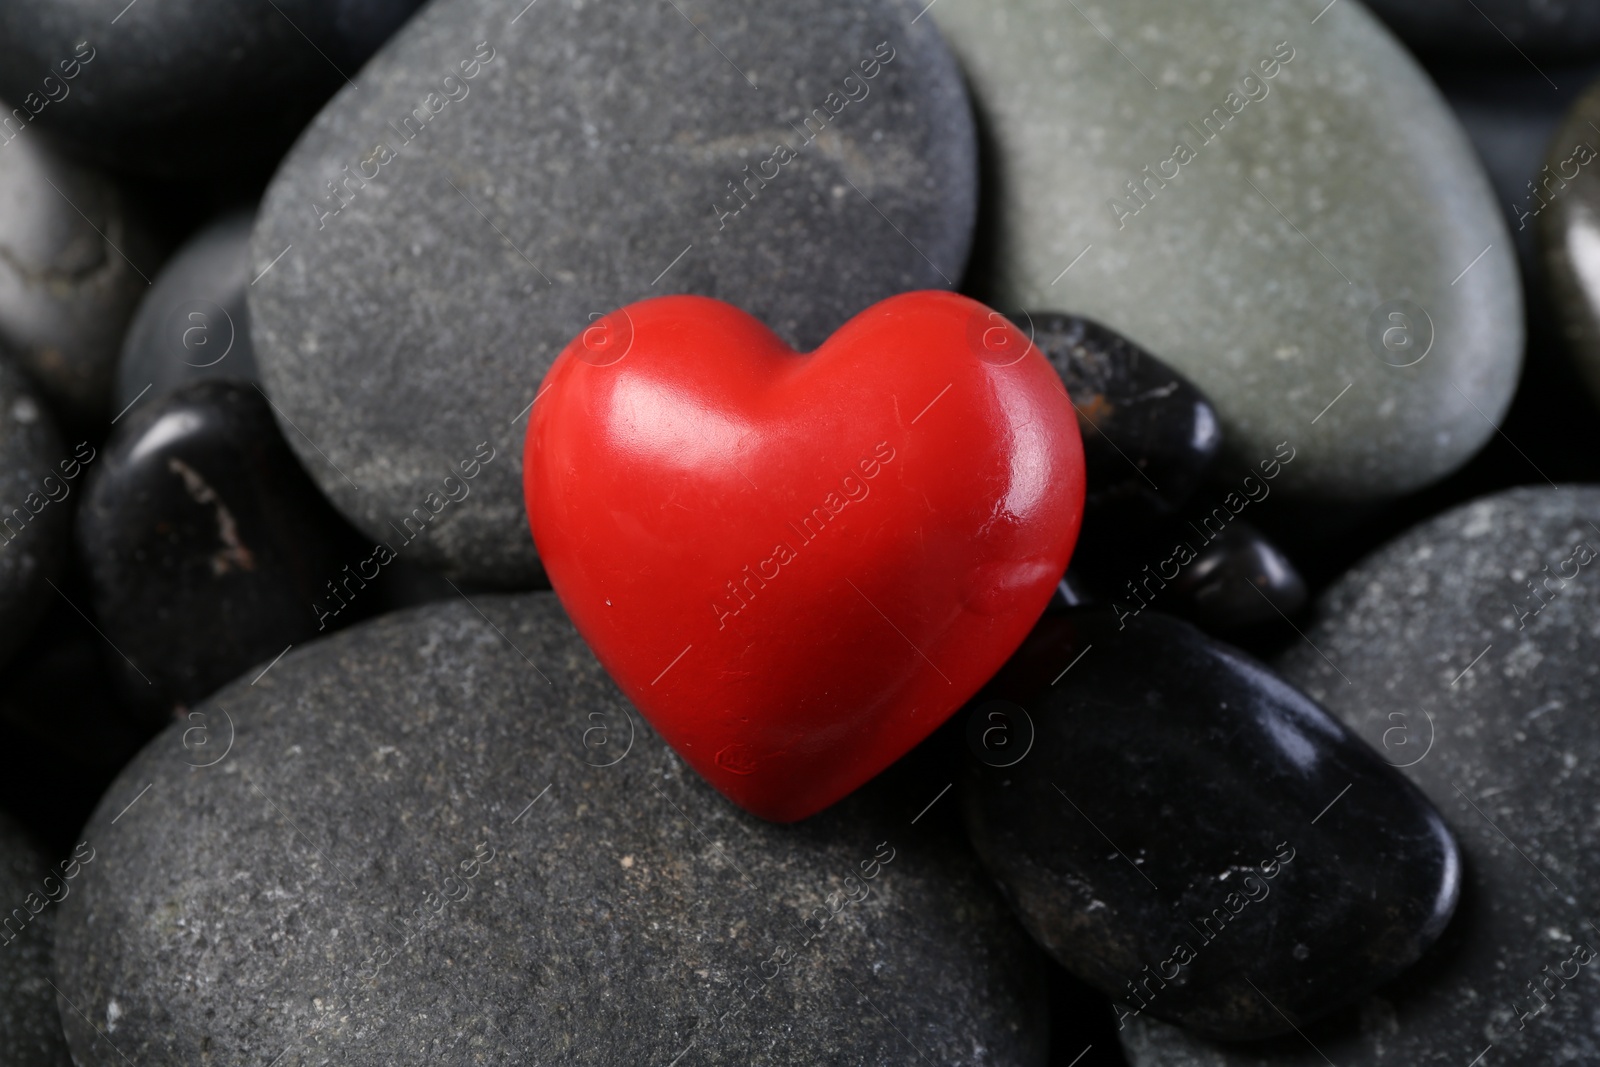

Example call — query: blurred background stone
[0,130,161,428]
[0,810,73,1067]
[0,0,427,178]
[116,209,259,412]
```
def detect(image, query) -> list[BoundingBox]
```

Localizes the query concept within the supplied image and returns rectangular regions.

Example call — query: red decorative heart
[525,291,1085,821]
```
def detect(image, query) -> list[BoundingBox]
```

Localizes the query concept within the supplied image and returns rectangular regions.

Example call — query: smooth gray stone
[250,0,976,585]
[1541,76,1600,406]
[1123,486,1600,1065]
[54,594,1046,1066]
[0,0,425,176]
[115,211,259,412]
[1364,0,1600,58]
[0,125,160,425]
[932,0,1521,501]
[0,810,73,1067]
[0,354,69,670]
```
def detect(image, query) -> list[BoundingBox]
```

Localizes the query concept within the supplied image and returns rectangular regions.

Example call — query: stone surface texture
[250,0,978,584]
[1124,486,1600,1065]
[55,593,1046,1066]
[933,0,1521,500]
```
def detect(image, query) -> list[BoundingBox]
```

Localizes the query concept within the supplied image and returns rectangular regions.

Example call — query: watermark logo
[966,699,1035,767]
[1366,299,1433,368]
[581,705,636,768]
[574,308,634,367]
[182,707,235,768]
[163,299,237,368]
[966,308,1035,368]
[1378,708,1434,769]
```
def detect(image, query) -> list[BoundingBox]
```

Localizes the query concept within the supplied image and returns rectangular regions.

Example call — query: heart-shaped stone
[525,291,1084,820]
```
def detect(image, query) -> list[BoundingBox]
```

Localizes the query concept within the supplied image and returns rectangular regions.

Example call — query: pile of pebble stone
[0,0,1597,1064]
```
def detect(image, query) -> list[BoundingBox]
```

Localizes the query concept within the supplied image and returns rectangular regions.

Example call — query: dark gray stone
[0,128,159,425]
[116,211,259,411]
[1123,486,1600,1065]
[0,0,425,176]
[249,0,977,585]
[0,354,70,670]
[1364,0,1600,58]
[54,593,1046,1066]
[0,810,73,1067]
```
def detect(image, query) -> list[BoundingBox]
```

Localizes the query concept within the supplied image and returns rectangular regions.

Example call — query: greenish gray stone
[54,594,1046,1066]
[0,809,73,1067]
[1122,486,1600,1065]
[932,0,1520,500]
[249,0,976,585]
[1541,77,1600,408]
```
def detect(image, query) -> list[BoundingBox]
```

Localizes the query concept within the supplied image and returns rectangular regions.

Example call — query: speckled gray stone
[1364,0,1600,58]
[249,0,977,585]
[0,0,425,176]
[1541,78,1600,409]
[0,354,68,670]
[1122,486,1600,1065]
[932,0,1520,501]
[115,211,259,412]
[0,128,159,425]
[0,809,73,1067]
[54,594,1046,1066]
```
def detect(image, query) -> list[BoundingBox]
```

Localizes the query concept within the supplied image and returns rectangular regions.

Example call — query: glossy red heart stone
[525,291,1085,821]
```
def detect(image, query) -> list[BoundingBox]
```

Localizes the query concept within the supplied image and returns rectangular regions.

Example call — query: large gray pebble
[931,0,1520,501]
[1123,486,1600,1065]
[54,593,1045,1066]
[249,0,977,585]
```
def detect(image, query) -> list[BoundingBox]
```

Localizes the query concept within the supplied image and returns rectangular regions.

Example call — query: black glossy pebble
[1163,520,1307,634]
[78,381,368,717]
[961,609,1461,1041]
[1020,312,1222,524]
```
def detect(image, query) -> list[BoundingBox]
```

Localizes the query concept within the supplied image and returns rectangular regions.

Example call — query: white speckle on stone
[105,999,121,1033]
[1462,503,1496,538]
